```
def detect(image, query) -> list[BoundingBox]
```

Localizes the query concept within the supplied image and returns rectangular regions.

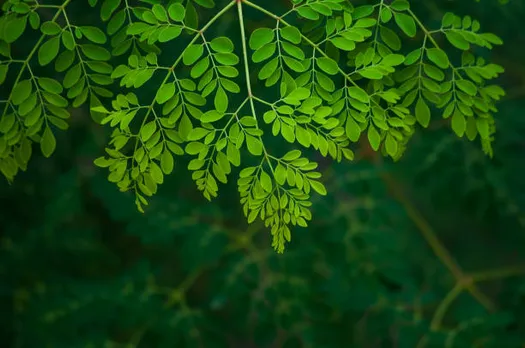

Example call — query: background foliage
[1,0,525,347]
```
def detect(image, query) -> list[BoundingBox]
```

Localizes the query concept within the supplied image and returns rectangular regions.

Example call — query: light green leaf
[40,126,56,158]
[316,57,339,75]
[11,79,32,106]
[80,26,107,44]
[168,3,186,21]
[140,121,157,141]
[38,36,60,66]
[214,86,228,113]
[456,80,477,96]
[451,109,466,137]
[394,12,416,37]
[445,31,470,50]
[38,77,63,94]
[158,26,182,42]
[259,170,272,193]
[226,141,240,166]
[385,133,398,156]
[183,44,204,65]
[415,97,431,128]
[152,4,168,22]
[80,44,111,61]
[160,150,174,174]
[249,27,274,50]
[280,26,302,44]
[426,48,449,69]
[210,37,234,53]
[367,125,381,150]
[309,179,327,196]
[246,135,263,156]
[200,110,224,123]
[156,83,176,104]
[345,117,361,142]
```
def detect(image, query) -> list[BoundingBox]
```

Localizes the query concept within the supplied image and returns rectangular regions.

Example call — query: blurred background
[1,0,525,347]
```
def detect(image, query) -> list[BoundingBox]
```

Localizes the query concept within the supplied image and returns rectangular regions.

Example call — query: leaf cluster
[0,0,505,252]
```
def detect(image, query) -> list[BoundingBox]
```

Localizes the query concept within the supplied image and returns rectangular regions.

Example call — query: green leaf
[11,79,32,106]
[201,110,224,123]
[101,0,121,21]
[282,150,301,161]
[426,48,449,69]
[394,12,416,38]
[309,179,327,196]
[40,126,56,158]
[38,36,60,66]
[183,44,204,65]
[158,26,182,42]
[160,150,174,174]
[4,15,27,43]
[41,21,62,36]
[258,57,279,80]
[63,64,82,88]
[246,135,263,156]
[347,87,370,103]
[193,0,215,8]
[385,134,398,156]
[184,1,198,29]
[445,31,470,50]
[316,57,339,75]
[210,37,234,53]
[415,97,431,128]
[152,4,168,22]
[140,121,157,141]
[252,42,277,63]
[481,33,503,45]
[280,26,302,44]
[456,80,478,96]
[156,83,176,104]
[380,26,401,50]
[79,26,107,44]
[0,113,15,133]
[367,125,380,150]
[28,12,40,30]
[38,78,63,94]
[168,3,186,21]
[226,141,240,166]
[345,117,361,142]
[0,65,7,85]
[390,0,410,11]
[451,109,466,137]
[80,44,111,61]
[297,7,319,21]
[61,31,75,50]
[259,170,272,193]
[214,86,228,113]
[249,27,274,50]
[94,156,114,168]
[185,142,205,155]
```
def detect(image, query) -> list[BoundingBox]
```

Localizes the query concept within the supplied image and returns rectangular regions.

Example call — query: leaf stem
[380,172,495,311]
[470,265,525,282]
[236,0,272,165]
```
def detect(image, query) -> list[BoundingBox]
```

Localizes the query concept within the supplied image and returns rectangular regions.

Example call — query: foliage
[1,1,525,347]
[0,0,506,252]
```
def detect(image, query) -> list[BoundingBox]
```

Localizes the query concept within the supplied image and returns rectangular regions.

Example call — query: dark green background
[1,0,525,347]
